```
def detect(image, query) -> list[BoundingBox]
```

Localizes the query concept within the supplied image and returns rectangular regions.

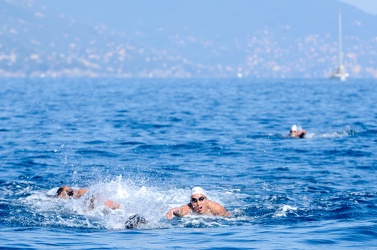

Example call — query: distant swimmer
[55,185,120,210]
[289,124,306,138]
[165,187,230,219]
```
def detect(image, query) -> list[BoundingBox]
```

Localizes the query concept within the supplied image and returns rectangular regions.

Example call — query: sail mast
[338,10,343,68]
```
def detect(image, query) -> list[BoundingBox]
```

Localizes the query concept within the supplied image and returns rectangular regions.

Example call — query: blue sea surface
[1,78,377,249]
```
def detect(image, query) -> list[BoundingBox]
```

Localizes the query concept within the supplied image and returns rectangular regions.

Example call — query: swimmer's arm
[299,130,307,138]
[89,196,120,210]
[210,201,231,217]
[77,188,88,197]
[165,204,190,219]
[72,188,88,198]
[105,200,120,210]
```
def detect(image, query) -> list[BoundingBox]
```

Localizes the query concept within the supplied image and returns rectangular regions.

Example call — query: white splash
[274,205,298,217]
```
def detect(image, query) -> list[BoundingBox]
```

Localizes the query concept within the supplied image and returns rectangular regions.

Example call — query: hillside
[1,0,377,78]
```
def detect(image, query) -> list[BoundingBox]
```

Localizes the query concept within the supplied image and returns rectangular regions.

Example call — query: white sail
[331,10,349,81]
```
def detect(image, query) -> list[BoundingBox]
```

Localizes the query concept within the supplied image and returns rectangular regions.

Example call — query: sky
[340,0,377,14]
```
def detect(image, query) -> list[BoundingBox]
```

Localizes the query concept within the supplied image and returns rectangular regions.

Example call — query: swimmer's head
[190,187,208,213]
[290,125,298,132]
[56,186,74,199]
[191,187,206,197]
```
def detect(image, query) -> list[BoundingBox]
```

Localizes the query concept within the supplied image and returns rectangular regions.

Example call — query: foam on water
[17,174,361,231]
[18,176,247,230]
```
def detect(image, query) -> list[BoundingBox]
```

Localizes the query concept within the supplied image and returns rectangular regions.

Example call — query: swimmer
[124,214,147,229]
[289,124,306,138]
[165,187,230,219]
[55,185,147,229]
[55,185,120,210]
[55,186,88,199]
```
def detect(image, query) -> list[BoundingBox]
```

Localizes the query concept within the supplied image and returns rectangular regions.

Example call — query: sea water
[0,78,376,249]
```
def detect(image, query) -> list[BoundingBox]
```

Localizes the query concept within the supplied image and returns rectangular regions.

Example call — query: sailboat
[330,10,349,81]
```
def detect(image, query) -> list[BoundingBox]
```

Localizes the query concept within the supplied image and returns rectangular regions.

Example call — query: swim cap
[191,187,206,197]
[291,125,298,131]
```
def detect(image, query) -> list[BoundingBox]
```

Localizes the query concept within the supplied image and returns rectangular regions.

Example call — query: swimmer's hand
[166,208,180,219]
[166,205,190,219]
